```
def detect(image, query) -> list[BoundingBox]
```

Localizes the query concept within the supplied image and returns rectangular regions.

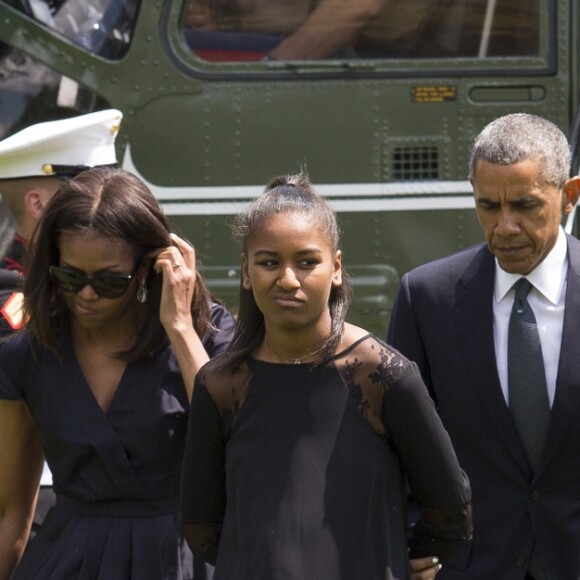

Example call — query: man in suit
[388,113,580,579]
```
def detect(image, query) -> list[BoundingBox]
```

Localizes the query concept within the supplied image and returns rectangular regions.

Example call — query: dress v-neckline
[66,331,131,415]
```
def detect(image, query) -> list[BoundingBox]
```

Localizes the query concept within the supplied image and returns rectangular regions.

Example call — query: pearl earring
[136,278,148,303]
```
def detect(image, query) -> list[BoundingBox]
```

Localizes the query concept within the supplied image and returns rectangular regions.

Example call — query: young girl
[180,174,472,580]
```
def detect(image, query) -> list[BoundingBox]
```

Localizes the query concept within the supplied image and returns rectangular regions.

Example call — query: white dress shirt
[493,227,568,408]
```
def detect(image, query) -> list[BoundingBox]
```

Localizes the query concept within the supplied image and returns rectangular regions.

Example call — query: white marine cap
[0,109,123,180]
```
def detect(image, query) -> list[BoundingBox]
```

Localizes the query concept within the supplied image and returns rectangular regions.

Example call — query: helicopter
[0,0,578,337]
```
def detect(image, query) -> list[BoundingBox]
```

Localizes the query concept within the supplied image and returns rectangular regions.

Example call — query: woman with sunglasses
[0,166,235,579]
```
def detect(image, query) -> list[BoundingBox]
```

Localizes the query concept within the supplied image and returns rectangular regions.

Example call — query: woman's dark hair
[24,166,212,360]
[216,173,352,371]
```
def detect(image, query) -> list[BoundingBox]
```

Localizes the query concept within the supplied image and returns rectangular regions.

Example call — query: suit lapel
[539,235,580,472]
[453,245,530,472]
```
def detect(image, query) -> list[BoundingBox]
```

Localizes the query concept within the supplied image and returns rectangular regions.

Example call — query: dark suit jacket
[387,236,580,579]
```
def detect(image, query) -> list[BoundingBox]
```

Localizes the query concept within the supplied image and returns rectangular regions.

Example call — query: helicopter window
[181,0,539,61]
[3,0,141,59]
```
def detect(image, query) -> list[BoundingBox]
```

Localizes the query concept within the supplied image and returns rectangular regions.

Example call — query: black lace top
[181,334,472,580]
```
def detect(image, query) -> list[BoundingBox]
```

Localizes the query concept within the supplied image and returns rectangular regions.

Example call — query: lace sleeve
[335,335,472,562]
[381,358,472,562]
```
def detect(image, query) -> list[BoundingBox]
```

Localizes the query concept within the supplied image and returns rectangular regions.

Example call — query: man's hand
[410,557,442,580]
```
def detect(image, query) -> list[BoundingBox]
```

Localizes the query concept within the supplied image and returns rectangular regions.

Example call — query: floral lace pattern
[334,336,409,437]
[199,335,409,434]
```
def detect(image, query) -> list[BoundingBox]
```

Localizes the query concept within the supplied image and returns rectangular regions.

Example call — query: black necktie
[508,278,550,471]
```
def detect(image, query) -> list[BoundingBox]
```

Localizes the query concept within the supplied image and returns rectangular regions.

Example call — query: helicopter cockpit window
[4,0,140,59]
[0,1,116,139]
[181,0,539,61]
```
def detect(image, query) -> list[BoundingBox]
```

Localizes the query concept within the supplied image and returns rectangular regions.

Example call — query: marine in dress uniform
[0,233,26,339]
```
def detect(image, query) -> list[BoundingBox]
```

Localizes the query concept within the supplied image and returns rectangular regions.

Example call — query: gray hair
[468,113,571,188]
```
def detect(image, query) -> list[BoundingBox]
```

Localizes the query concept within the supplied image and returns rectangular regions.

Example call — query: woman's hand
[153,233,197,334]
[410,557,442,580]
[152,233,209,399]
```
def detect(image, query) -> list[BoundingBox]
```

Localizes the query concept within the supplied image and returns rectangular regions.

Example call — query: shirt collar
[494,226,568,305]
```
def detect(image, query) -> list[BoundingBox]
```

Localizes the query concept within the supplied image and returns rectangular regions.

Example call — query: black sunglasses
[49,265,139,299]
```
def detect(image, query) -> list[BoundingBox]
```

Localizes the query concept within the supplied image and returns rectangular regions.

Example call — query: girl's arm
[382,361,472,562]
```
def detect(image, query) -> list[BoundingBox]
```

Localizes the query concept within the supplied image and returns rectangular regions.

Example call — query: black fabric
[181,334,472,580]
[204,302,236,355]
[0,268,23,288]
[0,235,26,272]
[0,302,235,580]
